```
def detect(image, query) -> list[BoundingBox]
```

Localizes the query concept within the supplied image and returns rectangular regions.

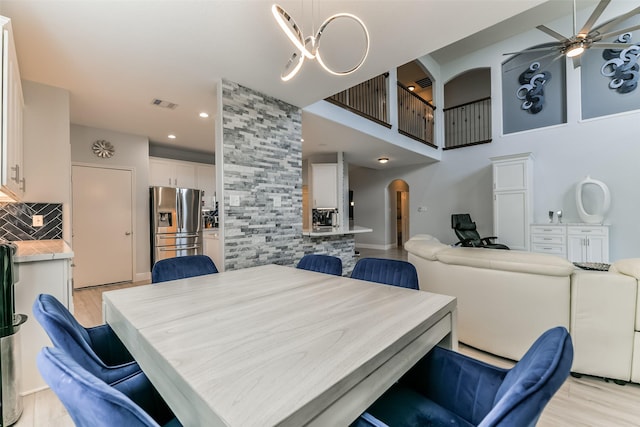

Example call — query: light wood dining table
[103,264,457,427]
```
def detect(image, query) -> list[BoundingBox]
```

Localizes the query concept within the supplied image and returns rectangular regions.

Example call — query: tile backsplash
[0,203,63,241]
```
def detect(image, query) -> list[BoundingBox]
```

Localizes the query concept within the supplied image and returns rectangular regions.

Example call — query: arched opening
[387,179,410,248]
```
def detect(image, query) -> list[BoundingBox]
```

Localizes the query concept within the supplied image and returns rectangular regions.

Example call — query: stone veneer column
[221,79,304,270]
[221,79,357,274]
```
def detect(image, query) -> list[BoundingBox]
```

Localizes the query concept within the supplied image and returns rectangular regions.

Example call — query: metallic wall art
[91,140,115,158]
[601,33,640,94]
[516,62,552,114]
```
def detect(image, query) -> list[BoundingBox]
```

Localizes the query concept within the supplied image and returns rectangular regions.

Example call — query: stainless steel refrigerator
[150,187,203,268]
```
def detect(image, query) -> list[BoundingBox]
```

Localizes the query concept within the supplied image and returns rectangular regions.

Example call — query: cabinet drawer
[531,225,564,235]
[532,235,564,245]
[567,226,607,236]
[532,244,565,255]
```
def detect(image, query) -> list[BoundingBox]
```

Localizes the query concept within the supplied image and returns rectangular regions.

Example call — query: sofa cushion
[610,258,640,281]
[405,236,449,261]
[436,247,574,277]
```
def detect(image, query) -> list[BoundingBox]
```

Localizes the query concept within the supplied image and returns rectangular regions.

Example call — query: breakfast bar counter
[303,225,372,237]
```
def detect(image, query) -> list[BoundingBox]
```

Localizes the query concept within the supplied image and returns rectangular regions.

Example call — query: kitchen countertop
[303,225,373,237]
[12,239,74,263]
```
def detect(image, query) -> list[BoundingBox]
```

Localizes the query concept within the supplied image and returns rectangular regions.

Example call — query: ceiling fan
[506,0,640,67]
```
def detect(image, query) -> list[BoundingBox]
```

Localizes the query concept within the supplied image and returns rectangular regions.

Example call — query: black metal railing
[443,97,492,150]
[397,83,436,147]
[325,73,391,128]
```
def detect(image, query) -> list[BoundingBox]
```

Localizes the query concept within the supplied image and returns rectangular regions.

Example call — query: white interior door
[72,165,133,288]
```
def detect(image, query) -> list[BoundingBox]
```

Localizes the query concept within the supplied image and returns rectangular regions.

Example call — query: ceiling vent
[151,98,179,109]
[416,77,432,88]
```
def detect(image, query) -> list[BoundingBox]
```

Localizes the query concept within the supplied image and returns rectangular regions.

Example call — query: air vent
[151,98,179,109]
[416,77,432,88]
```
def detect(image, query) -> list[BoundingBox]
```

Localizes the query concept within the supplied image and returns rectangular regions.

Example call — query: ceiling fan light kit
[509,0,640,66]
[271,3,369,81]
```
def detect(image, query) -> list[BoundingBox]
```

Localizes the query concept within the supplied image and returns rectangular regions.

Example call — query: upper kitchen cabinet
[0,17,24,201]
[196,164,215,206]
[149,157,196,189]
[311,163,338,209]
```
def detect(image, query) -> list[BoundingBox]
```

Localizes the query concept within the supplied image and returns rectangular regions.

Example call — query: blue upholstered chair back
[351,257,419,289]
[37,347,180,427]
[151,255,218,284]
[32,293,140,384]
[360,327,573,427]
[483,326,573,426]
[296,254,343,276]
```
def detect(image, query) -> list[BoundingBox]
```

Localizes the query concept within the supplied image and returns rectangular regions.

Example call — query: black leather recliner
[451,213,509,250]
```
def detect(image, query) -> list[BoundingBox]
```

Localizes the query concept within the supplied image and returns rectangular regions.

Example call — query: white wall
[353,6,640,261]
[22,80,72,241]
[70,125,151,280]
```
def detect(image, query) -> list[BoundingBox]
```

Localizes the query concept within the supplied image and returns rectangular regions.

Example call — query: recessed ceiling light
[408,85,416,91]
[378,157,389,164]
[301,138,304,142]
[199,112,209,118]
[168,134,176,139]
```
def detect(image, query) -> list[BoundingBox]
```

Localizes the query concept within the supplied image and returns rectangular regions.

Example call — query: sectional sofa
[404,234,640,383]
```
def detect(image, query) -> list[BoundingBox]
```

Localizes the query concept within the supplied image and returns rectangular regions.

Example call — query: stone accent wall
[221,80,304,270]
[221,79,357,273]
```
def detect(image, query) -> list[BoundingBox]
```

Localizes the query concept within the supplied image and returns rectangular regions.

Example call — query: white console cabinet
[530,225,566,257]
[567,225,609,263]
[530,224,609,263]
[491,153,533,250]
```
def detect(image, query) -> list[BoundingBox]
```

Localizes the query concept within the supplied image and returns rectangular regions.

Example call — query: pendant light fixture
[271,3,370,81]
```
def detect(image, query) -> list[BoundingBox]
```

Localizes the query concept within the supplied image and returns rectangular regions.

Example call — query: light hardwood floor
[18,249,640,426]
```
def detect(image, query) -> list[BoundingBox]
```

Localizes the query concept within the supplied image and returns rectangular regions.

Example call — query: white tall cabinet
[0,17,25,200]
[311,163,338,209]
[491,153,533,251]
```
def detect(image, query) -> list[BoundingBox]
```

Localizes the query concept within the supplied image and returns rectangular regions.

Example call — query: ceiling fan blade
[536,25,569,42]
[590,42,637,49]
[590,6,640,38]
[578,0,611,38]
[597,23,640,42]
[502,46,562,56]
[502,51,564,73]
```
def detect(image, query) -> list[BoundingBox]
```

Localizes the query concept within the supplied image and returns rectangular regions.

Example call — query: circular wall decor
[92,140,115,158]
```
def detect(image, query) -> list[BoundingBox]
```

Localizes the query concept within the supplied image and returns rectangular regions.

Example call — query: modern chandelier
[271,4,370,81]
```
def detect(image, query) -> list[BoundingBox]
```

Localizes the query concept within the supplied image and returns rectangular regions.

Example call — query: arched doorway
[387,179,410,248]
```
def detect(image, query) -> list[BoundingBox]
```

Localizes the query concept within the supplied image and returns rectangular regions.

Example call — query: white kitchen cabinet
[14,257,72,393]
[491,153,533,251]
[196,164,215,205]
[149,157,198,189]
[203,230,222,271]
[311,163,338,209]
[567,225,609,263]
[530,225,566,257]
[0,18,24,200]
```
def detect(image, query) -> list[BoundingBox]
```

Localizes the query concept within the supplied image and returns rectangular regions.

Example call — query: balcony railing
[397,83,436,147]
[325,73,391,128]
[443,97,492,150]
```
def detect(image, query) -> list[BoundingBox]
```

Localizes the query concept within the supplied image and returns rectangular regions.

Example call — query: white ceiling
[1,0,577,168]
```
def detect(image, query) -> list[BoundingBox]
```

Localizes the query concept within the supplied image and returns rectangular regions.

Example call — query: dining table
[103,264,457,427]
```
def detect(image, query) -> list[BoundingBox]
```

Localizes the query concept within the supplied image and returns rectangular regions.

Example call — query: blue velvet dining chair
[33,293,140,384]
[351,257,419,289]
[151,255,218,284]
[296,254,343,276]
[38,346,181,427]
[352,326,573,427]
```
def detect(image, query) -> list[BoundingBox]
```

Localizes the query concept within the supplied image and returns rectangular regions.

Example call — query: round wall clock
[92,140,115,158]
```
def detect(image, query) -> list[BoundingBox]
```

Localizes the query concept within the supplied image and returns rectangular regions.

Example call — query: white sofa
[405,234,640,383]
